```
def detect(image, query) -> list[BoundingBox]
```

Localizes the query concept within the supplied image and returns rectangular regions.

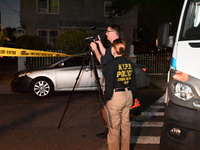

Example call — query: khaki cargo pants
[103,89,132,150]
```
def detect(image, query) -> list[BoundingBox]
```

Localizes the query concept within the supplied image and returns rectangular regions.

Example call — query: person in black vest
[103,38,137,150]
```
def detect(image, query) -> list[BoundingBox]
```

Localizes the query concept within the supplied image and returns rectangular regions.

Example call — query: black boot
[96,128,108,138]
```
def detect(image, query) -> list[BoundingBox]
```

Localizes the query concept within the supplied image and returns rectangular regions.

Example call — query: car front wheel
[31,78,54,98]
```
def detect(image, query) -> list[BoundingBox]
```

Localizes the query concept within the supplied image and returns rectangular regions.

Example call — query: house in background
[20,0,138,53]
[14,27,25,37]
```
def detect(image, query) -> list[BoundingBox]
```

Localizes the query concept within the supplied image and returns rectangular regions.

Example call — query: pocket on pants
[102,105,113,128]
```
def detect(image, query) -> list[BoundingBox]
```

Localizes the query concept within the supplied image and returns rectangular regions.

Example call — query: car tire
[31,78,54,98]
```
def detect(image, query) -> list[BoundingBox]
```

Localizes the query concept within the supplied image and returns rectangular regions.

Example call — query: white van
[157,0,200,149]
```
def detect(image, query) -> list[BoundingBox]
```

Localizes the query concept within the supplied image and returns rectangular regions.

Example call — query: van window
[182,1,200,40]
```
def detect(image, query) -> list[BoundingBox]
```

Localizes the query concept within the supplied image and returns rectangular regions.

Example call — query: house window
[104,1,113,17]
[37,0,59,14]
[38,29,59,46]
[104,1,124,18]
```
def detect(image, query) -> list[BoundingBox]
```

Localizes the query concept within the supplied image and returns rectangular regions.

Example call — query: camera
[85,26,99,41]
[85,36,99,41]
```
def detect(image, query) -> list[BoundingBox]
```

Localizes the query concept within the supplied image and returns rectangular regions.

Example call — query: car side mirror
[156,22,174,48]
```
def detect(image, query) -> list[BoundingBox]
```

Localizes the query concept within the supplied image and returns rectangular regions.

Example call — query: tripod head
[85,49,96,70]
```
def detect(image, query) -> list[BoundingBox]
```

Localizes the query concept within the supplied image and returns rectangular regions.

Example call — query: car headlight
[174,82,194,101]
[18,72,31,78]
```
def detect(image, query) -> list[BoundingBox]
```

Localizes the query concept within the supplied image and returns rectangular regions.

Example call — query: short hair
[112,38,126,55]
[108,24,121,36]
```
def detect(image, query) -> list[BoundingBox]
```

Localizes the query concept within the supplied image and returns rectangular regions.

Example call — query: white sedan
[11,53,149,98]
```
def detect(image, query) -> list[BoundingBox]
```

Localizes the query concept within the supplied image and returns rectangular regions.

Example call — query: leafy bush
[55,30,90,54]
[16,35,45,50]
[0,32,7,46]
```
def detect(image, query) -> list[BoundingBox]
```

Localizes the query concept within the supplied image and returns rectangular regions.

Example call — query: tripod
[57,50,103,129]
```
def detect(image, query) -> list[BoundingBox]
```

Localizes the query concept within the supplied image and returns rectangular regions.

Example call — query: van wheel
[31,78,54,98]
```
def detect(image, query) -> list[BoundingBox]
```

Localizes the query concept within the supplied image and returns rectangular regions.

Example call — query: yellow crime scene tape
[0,47,72,57]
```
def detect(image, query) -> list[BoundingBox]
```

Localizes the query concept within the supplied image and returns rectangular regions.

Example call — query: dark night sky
[0,0,20,28]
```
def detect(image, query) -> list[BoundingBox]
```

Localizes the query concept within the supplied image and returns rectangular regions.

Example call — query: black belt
[114,87,131,92]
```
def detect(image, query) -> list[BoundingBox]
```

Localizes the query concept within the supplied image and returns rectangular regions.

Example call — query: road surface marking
[131,121,163,127]
[131,136,160,144]
[151,105,165,109]
[141,112,164,116]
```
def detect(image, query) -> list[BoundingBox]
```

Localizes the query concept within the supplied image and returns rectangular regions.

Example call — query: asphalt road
[0,74,166,150]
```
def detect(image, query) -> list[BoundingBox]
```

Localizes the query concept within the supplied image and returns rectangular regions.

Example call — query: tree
[55,30,90,54]
[0,32,7,46]
[3,27,17,45]
[112,0,184,53]
[0,25,9,46]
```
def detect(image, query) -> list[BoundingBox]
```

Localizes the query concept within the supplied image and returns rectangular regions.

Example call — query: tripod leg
[90,51,103,103]
[94,67,103,103]
[57,56,87,129]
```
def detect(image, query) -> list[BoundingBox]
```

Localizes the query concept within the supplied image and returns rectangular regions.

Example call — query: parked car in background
[11,53,149,98]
